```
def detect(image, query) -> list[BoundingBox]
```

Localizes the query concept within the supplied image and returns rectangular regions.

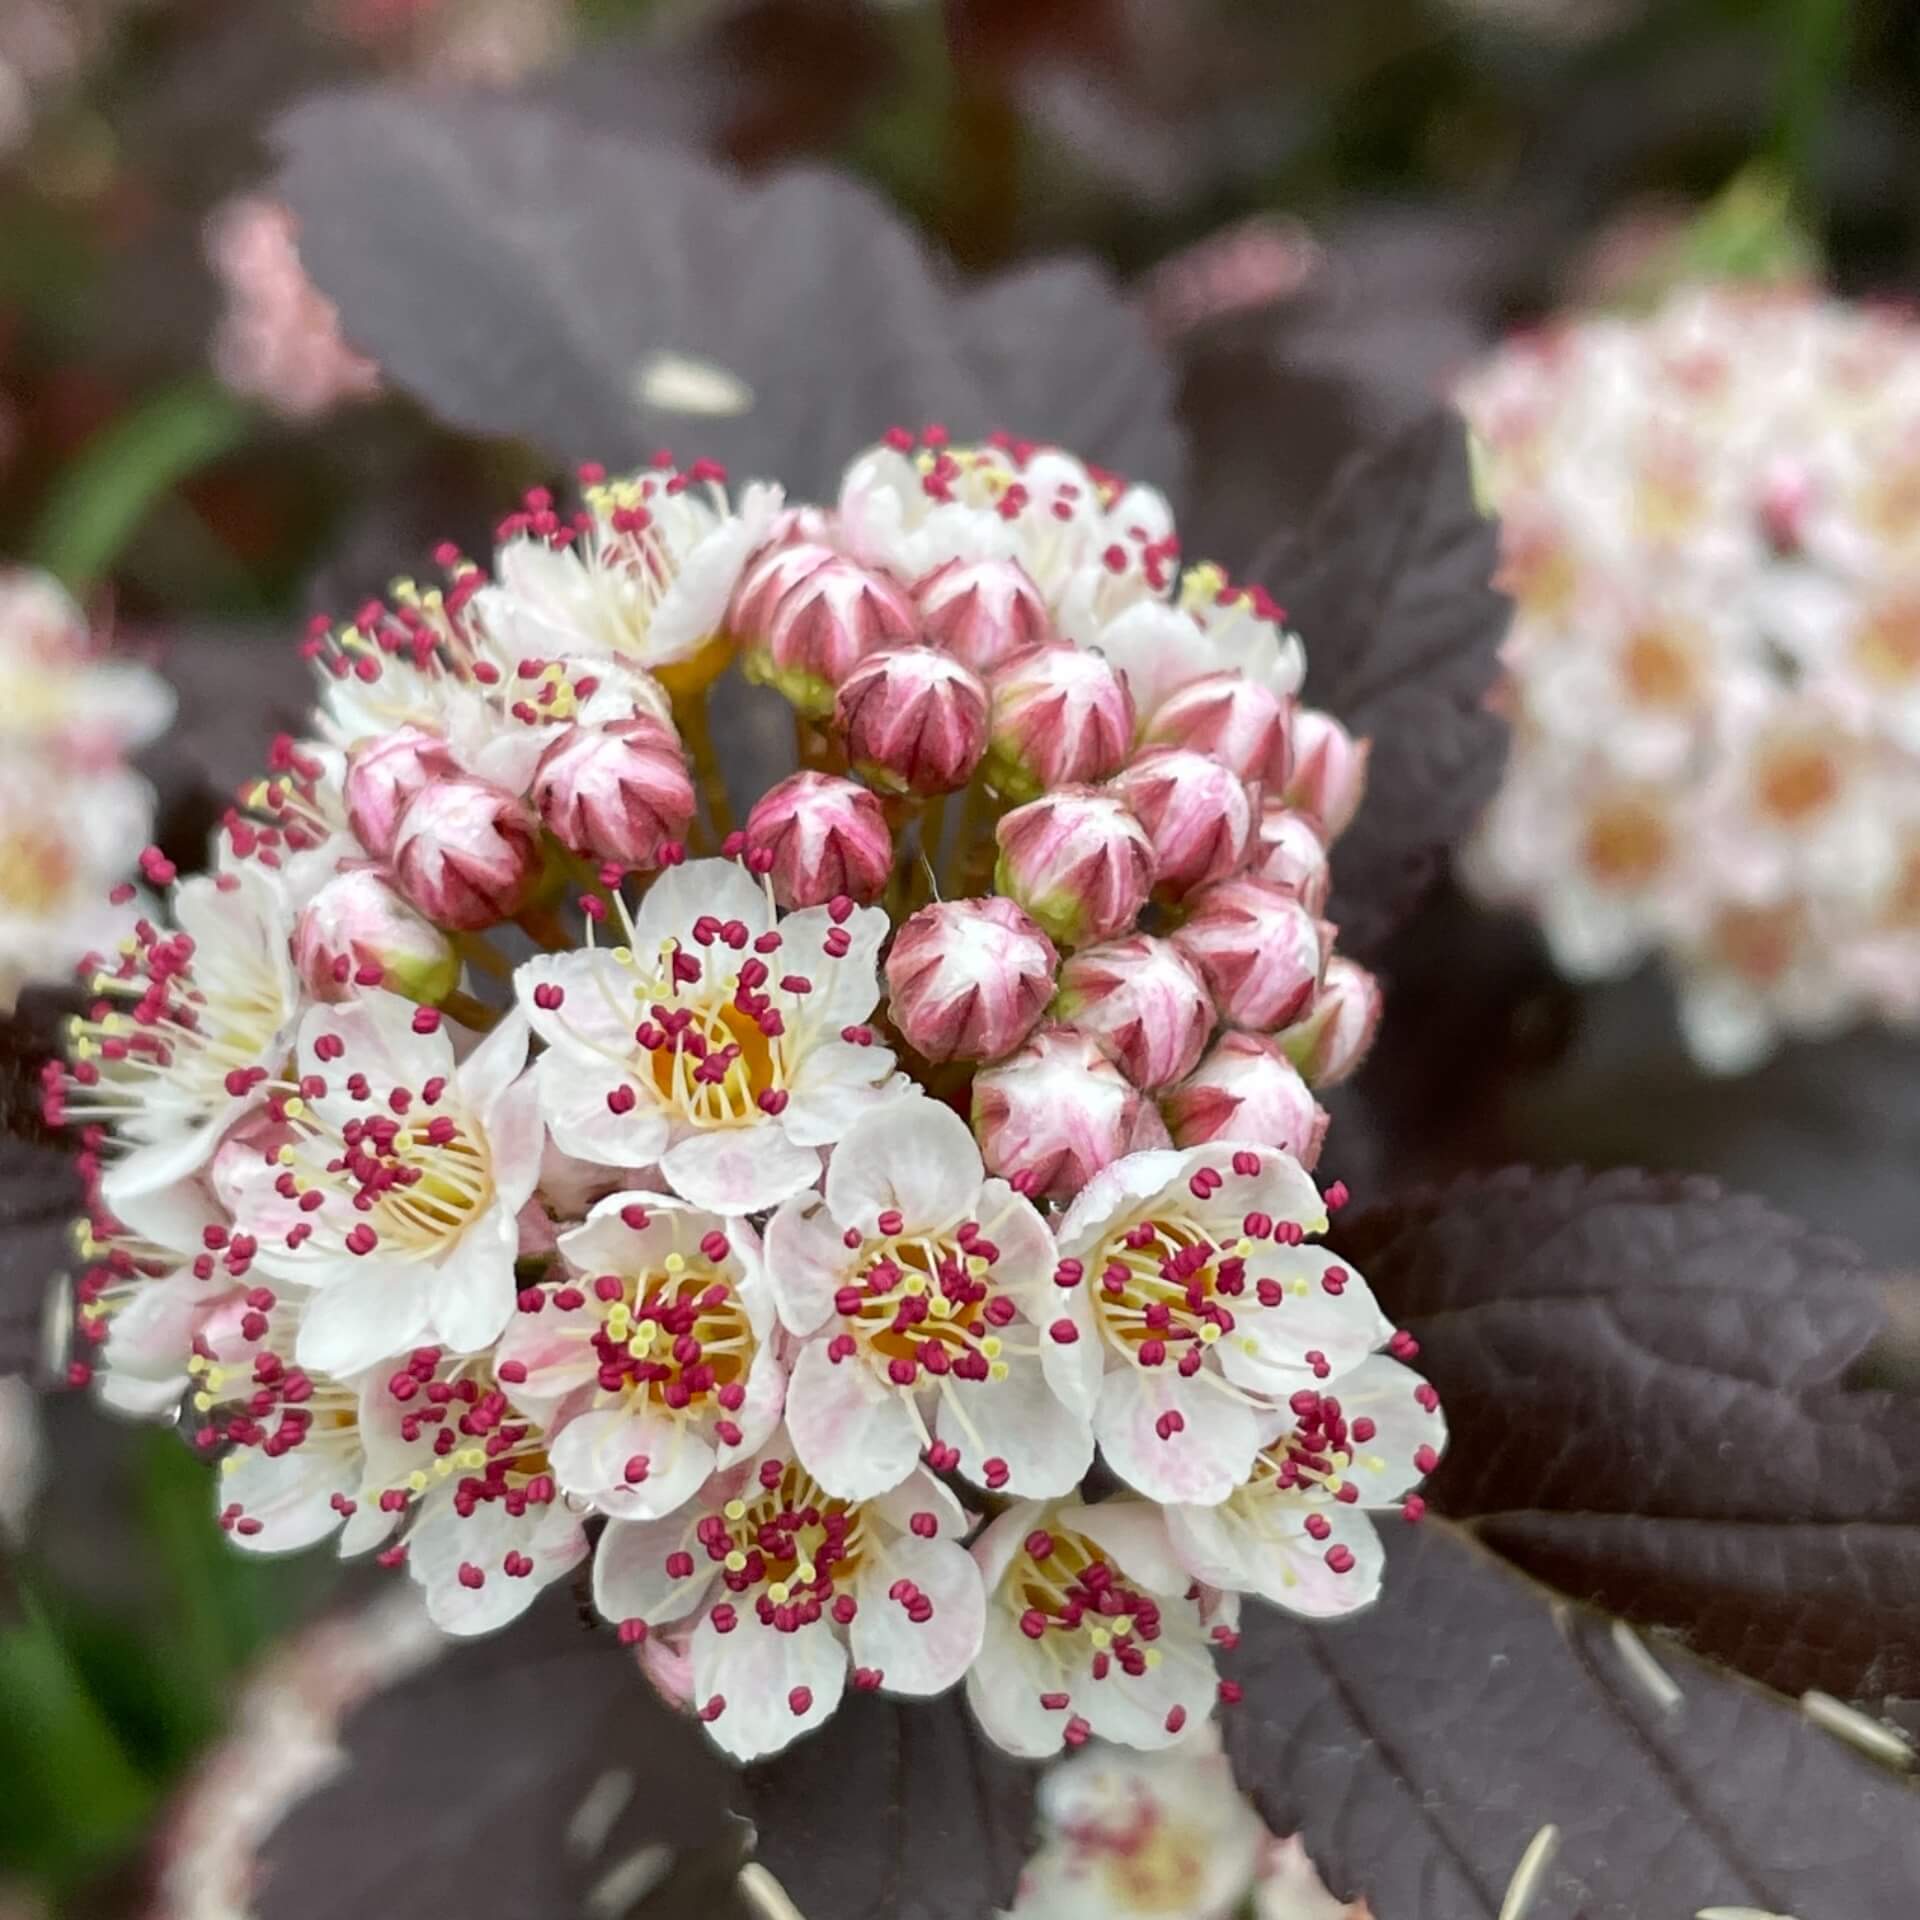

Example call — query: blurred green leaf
[28,379,255,596]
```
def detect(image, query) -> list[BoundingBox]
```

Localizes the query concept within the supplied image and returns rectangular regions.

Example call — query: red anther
[1024,1530,1055,1559]
[1052,1260,1083,1289]
[983,1457,1009,1489]
[909,1511,938,1539]
[617,1618,649,1646]
[1048,1319,1080,1345]
[788,1687,814,1715]
[1324,1180,1350,1210]
[1019,1609,1049,1641]
[1218,1679,1243,1706]
[411,1006,442,1035]
[1414,1444,1439,1473]
[458,1563,485,1590]
[876,1208,904,1236]
[1154,1410,1185,1441]
[1325,1545,1356,1574]
[700,1231,731,1262]
[606,1084,637,1114]
[1402,1495,1427,1523]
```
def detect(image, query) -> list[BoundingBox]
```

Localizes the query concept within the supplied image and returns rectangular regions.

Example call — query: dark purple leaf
[271,91,1183,501]
[257,1592,749,1920]
[1330,1167,1920,1713]
[743,1690,1037,1920]
[1249,409,1509,958]
[1226,1523,1920,1918]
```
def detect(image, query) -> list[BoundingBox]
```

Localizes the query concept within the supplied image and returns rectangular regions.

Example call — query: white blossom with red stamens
[1274,956,1383,1090]
[529,715,696,873]
[1053,935,1214,1094]
[966,1498,1222,1757]
[994,788,1155,949]
[766,1097,1089,1500]
[885,895,1059,1065]
[515,857,899,1213]
[1162,1032,1327,1168]
[1173,878,1323,1032]
[834,644,990,796]
[55,865,301,1214]
[913,556,1054,675]
[291,865,460,1005]
[350,1346,588,1635]
[1281,708,1368,839]
[1050,1145,1391,1506]
[389,774,545,932]
[971,1025,1170,1207]
[1110,747,1257,900]
[1251,806,1332,916]
[1254,1835,1376,1920]
[985,644,1136,802]
[477,462,782,699]
[221,736,358,913]
[1166,1354,1445,1620]
[736,546,920,716]
[743,771,894,910]
[494,1191,782,1520]
[1009,1736,1267,1920]
[213,991,544,1376]
[1093,566,1303,720]
[592,1436,986,1761]
[1143,669,1293,784]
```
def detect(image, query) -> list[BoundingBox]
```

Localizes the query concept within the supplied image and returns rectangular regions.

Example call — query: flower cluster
[1458,285,1920,1071]
[52,433,1441,1768]
[1007,1738,1372,1919]
[0,568,173,1012]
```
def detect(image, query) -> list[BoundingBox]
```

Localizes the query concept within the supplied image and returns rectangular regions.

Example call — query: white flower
[494,1190,784,1520]
[0,566,175,760]
[61,866,301,1213]
[477,463,782,695]
[592,1436,986,1762]
[966,1498,1223,1757]
[1166,1355,1445,1620]
[0,757,152,1013]
[1052,1144,1392,1506]
[351,1347,588,1636]
[514,856,901,1214]
[1009,1737,1266,1920]
[1253,1837,1375,1920]
[765,1095,1090,1501]
[215,992,545,1376]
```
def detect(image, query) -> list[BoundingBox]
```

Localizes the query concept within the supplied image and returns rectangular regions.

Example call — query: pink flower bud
[530,716,695,871]
[736,545,919,716]
[727,538,836,635]
[834,646,988,797]
[292,866,460,1004]
[885,895,1058,1064]
[993,788,1154,949]
[1173,876,1323,1030]
[913,557,1053,674]
[390,776,544,932]
[1142,670,1292,783]
[344,724,457,861]
[972,1024,1169,1205]
[1275,954,1383,1088]
[1284,706,1369,839]
[1161,1030,1327,1168]
[743,771,893,909]
[1109,746,1256,898]
[1053,934,1213,1092]
[984,644,1135,801]
[1251,804,1331,916]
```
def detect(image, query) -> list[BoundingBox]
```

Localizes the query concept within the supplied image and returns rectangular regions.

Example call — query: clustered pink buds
[292,866,460,1004]
[1283,705,1368,837]
[531,717,696,870]
[734,544,919,714]
[743,770,894,909]
[1052,934,1213,1092]
[1173,876,1323,1030]
[1252,804,1332,915]
[1275,953,1383,1089]
[885,895,1058,1062]
[344,725,455,862]
[1162,1029,1327,1166]
[835,645,989,796]
[1110,746,1256,899]
[1144,669,1291,783]
[994,788,1154,948]
[390,776,544,931]
[985,644,1135,800]
[913,557,1052,673]
[971,1024,1167,1203]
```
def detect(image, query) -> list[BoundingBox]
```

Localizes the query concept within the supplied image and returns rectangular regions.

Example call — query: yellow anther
[1199,1323,1221,1345]
[612,945,634,966]
[989,1361,1010,1383]
[1241,1336,1260,1356]
[282,1096,306,1121]
[664,1252,685,1274]
[980,1336,1002,1360]
[406,1470,429,1493]
[1143,1648,1163,1670]
[1089,1627,1112,1651]
[192,1391,213,1412]
[767,1581,791,1605]
[967,1255,989,1275]
[458,1448,487,1470]
[1234,1238,1253,1259]
[902,1274,926,1296]
[725,1549,748,1572]
[723,1499,747,1521]
[928,1296,954,1320]
[794,1561,816,1585]
[221,1454,240,1475]
[276,1144,297,1166]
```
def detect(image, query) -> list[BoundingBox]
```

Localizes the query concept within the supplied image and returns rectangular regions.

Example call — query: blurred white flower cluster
[0,568,171,1013]
[1008,1739,1371,1920]
[1458,284,1920,1071]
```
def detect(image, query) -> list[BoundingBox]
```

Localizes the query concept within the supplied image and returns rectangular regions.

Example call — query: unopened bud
[390,776,544,932]
[292,866,460,1004]
[994,788,1154,949]
[1172,876,1322,1031]
[885,895,1058,1064]
[743,771,893,909]
[834,646,988,797]
[1162,1030,1327,1168]
[531,716,695,871]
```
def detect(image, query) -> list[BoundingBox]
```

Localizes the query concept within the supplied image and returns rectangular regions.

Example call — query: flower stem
[677,691,735,840]
[440,989,502,1032]
[454,932,512,980]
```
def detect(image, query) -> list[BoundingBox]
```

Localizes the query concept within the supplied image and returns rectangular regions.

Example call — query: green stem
[1774,0,1851,228]
[677,692,736,841]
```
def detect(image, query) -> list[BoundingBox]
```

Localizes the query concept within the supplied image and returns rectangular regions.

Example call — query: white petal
[784,1337,921,1500]
[408,1492,588,1637]
[778,1043,902,1147]
[964,1616,1066,1758]
[295,1266,433,1375]
[632,859,772,954]
[1075,1614,1216,1751]
[1061,1497,1193,1597]
[426,1212,520,1355]
[592,1511,714,1627]
[849,1538,985,1695]
[937,1353,1092,1499]
[532,1039,670,1169]
[550,1404,714,1521]
[1168,1496,1383,1620]
[1334,1353,1447,1503]
[220,1445,353,1554]
[1094,1368,1258,1507]
[691,1611,847,1762]
[1215,1249,1392,1397]
[823,1094,983,1232]
[762,1196,848,1337]
[456,1006,532,1115]
[660,1126,821,1213]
